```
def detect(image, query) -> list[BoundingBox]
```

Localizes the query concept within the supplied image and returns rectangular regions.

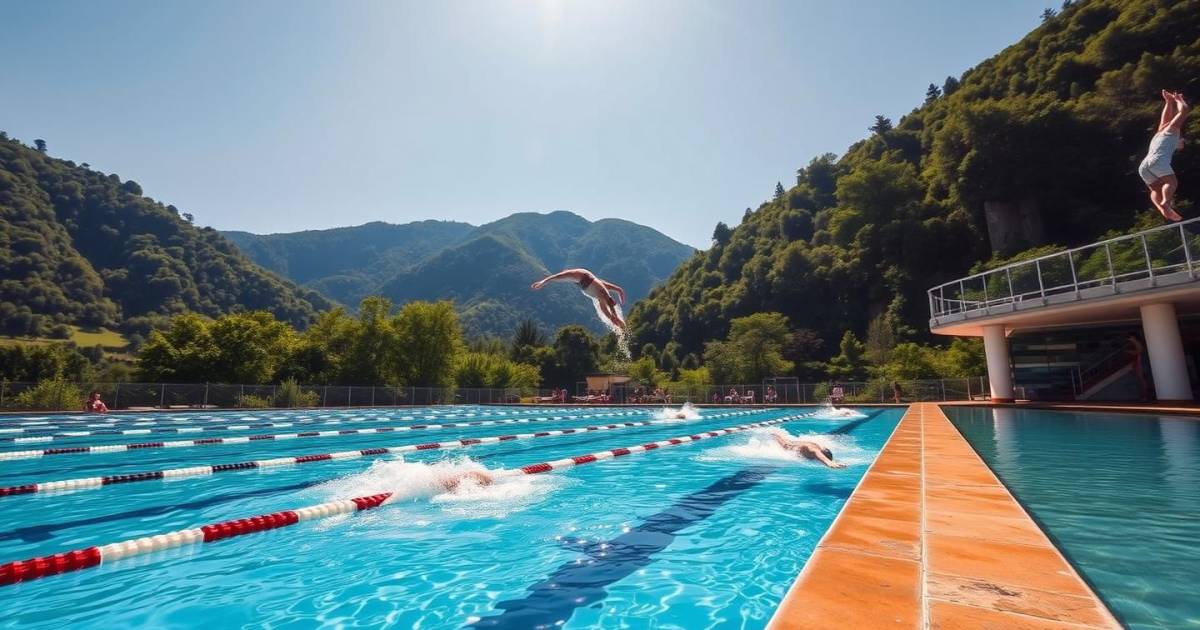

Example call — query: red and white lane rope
[0,407,649,442]
[0,413,802,586]
[0,408,711,462]
[0,493,394,586]
[0,409,780,498]
[0,406,639,433]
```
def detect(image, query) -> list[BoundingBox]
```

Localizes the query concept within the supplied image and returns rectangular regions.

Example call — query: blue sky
[2,0,1047,248]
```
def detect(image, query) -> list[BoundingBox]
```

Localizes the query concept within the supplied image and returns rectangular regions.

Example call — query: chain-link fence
[606,377,989,405]
[0,377,989,412]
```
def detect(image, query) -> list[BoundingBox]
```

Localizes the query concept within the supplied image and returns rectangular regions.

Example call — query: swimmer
[531,268,627,330]
[438,470,495,492]
[771,432,846,468]
[1140,90,1190,221]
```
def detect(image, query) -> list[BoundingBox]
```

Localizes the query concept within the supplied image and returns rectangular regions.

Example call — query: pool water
[0,405,901,629]
[945,407,1200,629]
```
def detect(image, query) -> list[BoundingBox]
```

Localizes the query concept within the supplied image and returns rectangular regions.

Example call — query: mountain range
[224,211,694,337]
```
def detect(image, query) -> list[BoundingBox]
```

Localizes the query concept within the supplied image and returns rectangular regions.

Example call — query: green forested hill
[222,220,474,305]
[0,135,332,337]
[629,0,1200,362]
[229,211,694,338]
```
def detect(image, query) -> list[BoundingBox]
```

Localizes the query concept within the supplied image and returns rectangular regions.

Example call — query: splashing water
[810,406,868,421]
[586,292,631,360]
[698,428,872,467]
[314,456,557,519]
[653,402,702,421]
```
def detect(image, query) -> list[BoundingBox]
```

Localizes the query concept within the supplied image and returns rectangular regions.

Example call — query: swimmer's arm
[600,280,626,304]
[811,449,847,469]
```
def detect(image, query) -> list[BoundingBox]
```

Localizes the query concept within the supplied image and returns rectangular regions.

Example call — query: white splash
[653,402,701,421]
[314,456,559,518]
[586,292,631,360]
[698,428,872,467]
[809,406,868,421]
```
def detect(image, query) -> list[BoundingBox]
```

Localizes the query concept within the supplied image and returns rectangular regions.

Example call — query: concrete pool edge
[766,403,1121,629]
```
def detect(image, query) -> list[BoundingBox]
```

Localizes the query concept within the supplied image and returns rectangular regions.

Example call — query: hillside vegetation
[629,0,1200,371]
[230,211,694,338]
[0,135,332,339]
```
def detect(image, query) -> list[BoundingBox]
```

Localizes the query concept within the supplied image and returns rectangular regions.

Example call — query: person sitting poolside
[742,390,756,404]
[712,392,721,404]
[770,431,846,468]
[765,386,777,403]
[84,391,109,413]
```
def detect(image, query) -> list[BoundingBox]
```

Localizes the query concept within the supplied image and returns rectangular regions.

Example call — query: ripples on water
[0,406,902,629]
[947,408,1200,630]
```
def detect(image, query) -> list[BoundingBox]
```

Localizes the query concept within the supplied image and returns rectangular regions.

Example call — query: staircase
[1074,346,1137,400]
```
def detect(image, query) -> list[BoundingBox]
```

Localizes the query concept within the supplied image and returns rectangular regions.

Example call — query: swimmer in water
[439,470,495,492]
[531,268,627,330]
[771,432,846,468]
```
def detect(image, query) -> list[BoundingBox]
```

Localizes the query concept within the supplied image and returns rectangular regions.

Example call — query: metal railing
[0,377,989,412]
[929,217,1200,324]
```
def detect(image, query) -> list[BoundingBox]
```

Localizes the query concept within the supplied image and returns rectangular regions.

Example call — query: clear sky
[1,0,1047,248]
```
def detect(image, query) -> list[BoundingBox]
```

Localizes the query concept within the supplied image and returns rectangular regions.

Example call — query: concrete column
[1140,303,1193,401]
[982,325,1015,403]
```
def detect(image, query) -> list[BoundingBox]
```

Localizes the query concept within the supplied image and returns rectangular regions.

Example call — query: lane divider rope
[0,413,803,586]
[0,407,652,442]
[0,406,649,430]
[0,409,779,498]
[0,408,728,462]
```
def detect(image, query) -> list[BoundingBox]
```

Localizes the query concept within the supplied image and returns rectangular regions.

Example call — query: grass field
[0,326,128,350]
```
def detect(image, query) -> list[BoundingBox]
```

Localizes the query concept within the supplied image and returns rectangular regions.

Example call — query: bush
[275,379,318,408]
[234,394,271,408]
[12,379,85,411]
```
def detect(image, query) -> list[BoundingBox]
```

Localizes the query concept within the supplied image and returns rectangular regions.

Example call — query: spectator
[85,391,109,413]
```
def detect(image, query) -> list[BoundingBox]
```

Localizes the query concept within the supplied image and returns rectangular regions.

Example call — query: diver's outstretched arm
[1160,90,1177,132]
[531,269,586,290]
[1166,92,1190,132]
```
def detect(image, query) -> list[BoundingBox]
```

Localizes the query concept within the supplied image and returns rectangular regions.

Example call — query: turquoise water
[0,405,901,629]
[945,407,1200,629]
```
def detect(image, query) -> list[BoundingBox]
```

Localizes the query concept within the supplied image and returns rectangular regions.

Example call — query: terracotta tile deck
[767,403,1120,630]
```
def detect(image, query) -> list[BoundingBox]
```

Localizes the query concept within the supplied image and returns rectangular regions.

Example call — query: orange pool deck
[767,403,1121,630]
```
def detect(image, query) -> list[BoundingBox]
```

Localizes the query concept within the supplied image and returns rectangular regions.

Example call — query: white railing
[929,217,1200,324]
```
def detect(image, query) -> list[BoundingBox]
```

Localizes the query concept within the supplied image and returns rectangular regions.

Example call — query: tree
[942,75,960,96]
[826,331,867,380]
[925,83,942,104]
[182,213,194,224]
[1041,8,1057,21]
[712,222,733,246]
[869,115,893,135]
[727,312,794,382]
[774,182,786,200]
[343,296,399,385]
[392,301,463,387]
[543,325,599,388]
[34,139,46,153]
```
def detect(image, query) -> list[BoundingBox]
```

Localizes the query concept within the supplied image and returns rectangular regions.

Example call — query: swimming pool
[0,405,901,628]
[945,407,1200,629]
